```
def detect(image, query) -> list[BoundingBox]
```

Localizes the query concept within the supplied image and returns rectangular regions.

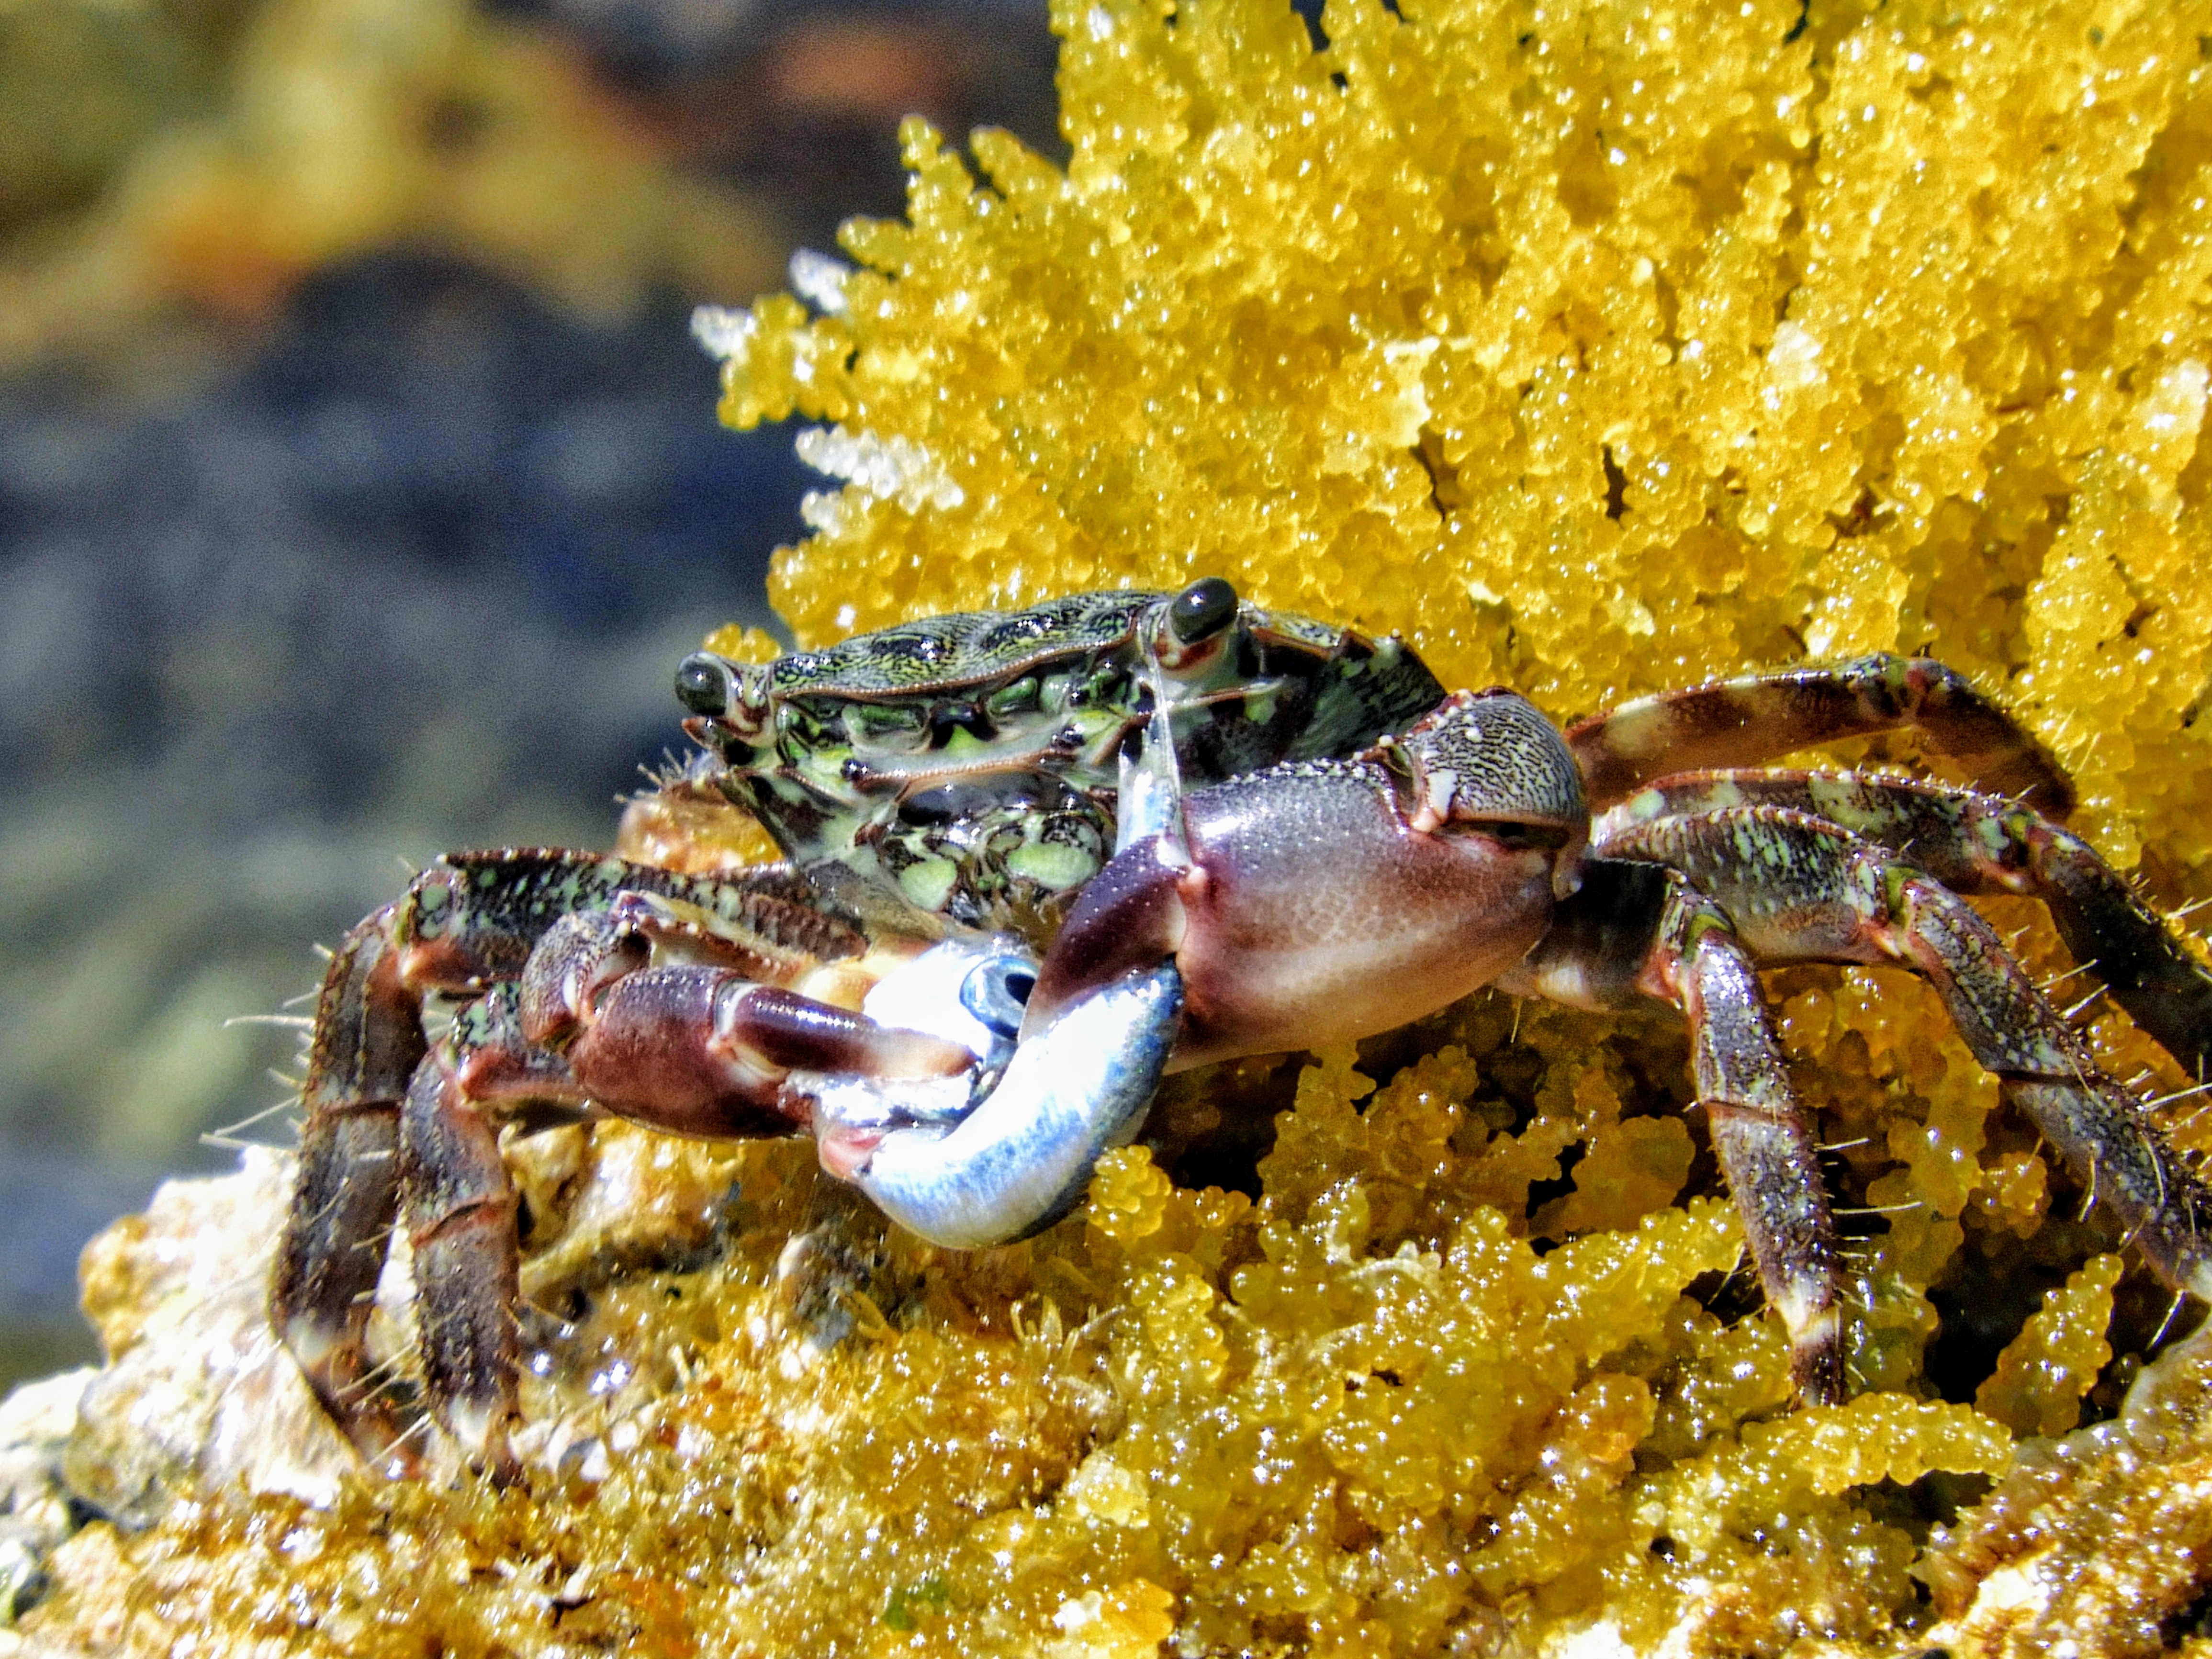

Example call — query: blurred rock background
[0,0,1060,1386]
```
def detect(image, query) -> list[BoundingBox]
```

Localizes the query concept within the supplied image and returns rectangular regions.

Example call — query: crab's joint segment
[1667,903,1843,1404]
[1877,868,2212,1299]
[1566,653,2074,816]
[1600,770,2212,1080]
[1515,863,1844,1401]
[401,1061,522,1480]
[816,964,1184,1249]
[1604,802,2212,1317]
[272,1099,417,1467]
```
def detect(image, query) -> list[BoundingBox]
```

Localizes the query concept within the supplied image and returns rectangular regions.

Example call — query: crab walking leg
[276,852,871,1455]
[1502,862,1842,1400]
[397,971,965,1469]
[1599,771,2212,1081]
[400,1049,523,1475]
[270,904,428,1468]
[398,849,871,993]
[1606,807,2212,1302]
[281,848,965,1470]
[1565,655,2074,816]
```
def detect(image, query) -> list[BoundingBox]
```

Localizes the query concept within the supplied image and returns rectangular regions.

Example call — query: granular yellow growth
[1974,1253,2124,1439]
[26,0,2212,1654]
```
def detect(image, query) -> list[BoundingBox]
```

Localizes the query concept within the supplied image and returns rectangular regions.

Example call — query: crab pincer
[1023,689,1587,1068]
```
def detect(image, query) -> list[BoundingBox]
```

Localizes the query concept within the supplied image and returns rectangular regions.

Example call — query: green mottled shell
[705,589,1444,931]
[763,591,1162,699]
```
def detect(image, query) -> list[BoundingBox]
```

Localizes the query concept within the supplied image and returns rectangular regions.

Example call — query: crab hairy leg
[276,849,950,1468]
[399,849,876,988]
[1599,770,2212,1081]
[1500,861,1843,1400]
[400,1033,523,1479]
[401,964,973,1471]
[1604,807,2212,1303]
[1566,656,2073,815]
[270,902,428,1471]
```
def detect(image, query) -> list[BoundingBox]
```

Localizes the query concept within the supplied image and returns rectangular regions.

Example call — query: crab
[792,602,2212,1405]
[274,580,1446,1474]
[275,579,2212,1477]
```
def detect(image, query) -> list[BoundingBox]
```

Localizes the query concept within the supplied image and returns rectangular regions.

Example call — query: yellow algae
[24,0,2212,1654]
[1975,1253,2125,1440]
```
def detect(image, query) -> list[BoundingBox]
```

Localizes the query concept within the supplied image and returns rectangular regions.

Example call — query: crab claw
[803,942,1183,1248]
[1025,689,1583,1070]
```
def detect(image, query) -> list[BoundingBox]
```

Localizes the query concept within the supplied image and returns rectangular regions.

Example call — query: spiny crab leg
[1501,861,1844,1397]
[1565,653,2076,815]
[271,901,425,1472]
[1599,770,2212,1081]
[273,850,977,1473]
[1599,805,2212,1304]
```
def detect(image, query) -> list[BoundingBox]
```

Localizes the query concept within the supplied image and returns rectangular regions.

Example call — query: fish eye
[959,954,1036,1038]
[674,653,737,717]
[1168,576,1239,644]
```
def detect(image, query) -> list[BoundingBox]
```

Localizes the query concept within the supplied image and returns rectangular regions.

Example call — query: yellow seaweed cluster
[25,0,2212,1654]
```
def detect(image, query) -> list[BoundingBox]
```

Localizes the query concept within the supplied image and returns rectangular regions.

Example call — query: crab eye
[959,954,1036,1039]
[675,653,737,717]
[1168,576,1239,644]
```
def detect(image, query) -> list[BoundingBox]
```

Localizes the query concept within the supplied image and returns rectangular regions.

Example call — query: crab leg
[270,903,427,1469]
[401,1025,524,1477]
[275,848,954,1469]
[1503,861,1843,1399]
[1599,770,2212,1081]
[1604,807,2212,1303]
[1566,655,2073,815]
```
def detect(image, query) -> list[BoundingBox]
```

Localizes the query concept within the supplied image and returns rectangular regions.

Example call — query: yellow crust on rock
[28,0,2212,1655]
